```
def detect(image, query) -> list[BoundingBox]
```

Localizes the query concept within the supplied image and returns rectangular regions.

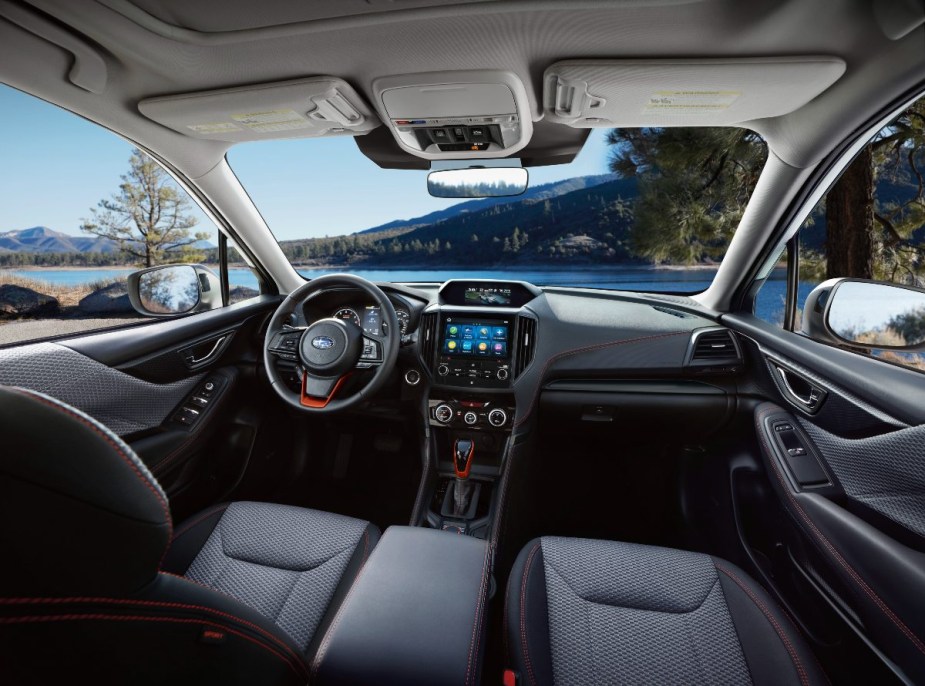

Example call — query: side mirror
[802,278,925,351]
[127,264,221,317]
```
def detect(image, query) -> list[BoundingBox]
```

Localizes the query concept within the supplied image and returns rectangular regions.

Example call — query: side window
[755,94,925,372]
[0,85,260,346]
[227,239,261,304]
[754,245,788,327]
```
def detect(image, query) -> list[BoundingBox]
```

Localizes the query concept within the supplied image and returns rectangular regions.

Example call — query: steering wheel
[264,274,400,413]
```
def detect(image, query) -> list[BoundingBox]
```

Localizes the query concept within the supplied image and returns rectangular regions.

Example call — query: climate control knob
[488,409,508,427]
[437,364,449,377]
[496,368,510,381]
[434,404,454,424]
[463,411,478,426]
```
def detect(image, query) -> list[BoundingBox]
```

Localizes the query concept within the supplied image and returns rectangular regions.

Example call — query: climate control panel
[435,358,511,389]
[428,398,515,431]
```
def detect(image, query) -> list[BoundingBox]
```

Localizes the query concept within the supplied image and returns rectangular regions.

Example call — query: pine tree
[81,149,209,267]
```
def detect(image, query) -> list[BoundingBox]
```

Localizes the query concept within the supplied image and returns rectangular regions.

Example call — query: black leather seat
[0,385,379,685]
[506,537,827,686]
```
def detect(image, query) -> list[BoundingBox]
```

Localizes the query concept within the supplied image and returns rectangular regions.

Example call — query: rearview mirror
[802,278,925,350]
[127,264,221,317]
[427,167,528,198]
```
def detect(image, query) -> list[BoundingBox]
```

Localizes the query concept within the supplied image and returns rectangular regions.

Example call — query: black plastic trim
[62,295,282,366]
[724,314,925,425]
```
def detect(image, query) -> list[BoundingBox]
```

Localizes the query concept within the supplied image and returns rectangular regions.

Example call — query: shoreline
[5,263,722,272]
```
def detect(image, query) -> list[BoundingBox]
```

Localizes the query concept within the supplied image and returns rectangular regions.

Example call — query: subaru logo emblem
[311,336,335,350]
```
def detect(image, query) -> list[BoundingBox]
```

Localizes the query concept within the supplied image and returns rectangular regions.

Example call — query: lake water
[4,265,793,325]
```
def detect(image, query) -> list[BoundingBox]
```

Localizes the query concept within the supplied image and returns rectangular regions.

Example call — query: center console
[415,280,540,538]
[313,526,489,686]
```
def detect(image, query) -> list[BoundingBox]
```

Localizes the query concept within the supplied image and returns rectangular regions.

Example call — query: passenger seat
[505,537,827,685]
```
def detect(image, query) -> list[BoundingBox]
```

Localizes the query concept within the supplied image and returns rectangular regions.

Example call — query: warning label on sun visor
[230,109,313,133]
[187,122,242,134]
[644,91,741,113]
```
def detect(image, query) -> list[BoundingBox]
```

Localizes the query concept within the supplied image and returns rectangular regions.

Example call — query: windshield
[227,128,767,294]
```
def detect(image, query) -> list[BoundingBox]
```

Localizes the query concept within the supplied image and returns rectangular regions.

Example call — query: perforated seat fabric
[162,501,379,654]
[505,537,828,686]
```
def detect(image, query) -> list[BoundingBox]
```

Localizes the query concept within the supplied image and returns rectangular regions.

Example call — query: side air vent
[514,315,537,378]
[420,311,438,366]
[686,328,743,374]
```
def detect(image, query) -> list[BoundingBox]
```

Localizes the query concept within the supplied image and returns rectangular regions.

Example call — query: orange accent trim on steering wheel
[300,373,351,408]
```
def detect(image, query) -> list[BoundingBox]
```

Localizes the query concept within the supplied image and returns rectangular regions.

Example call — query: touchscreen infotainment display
[442,318,509,358]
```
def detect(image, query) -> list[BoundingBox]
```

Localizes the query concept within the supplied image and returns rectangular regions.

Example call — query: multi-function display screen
[442,318,509,358]
[463,286,512,306]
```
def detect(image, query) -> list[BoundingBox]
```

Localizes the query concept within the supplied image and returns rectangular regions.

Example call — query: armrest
[313,526,491,686]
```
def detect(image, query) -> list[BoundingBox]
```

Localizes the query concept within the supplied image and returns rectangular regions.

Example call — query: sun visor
[543,58,846,128]
[138,77,380,142]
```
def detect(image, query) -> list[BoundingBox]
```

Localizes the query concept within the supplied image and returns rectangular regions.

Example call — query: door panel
[0,341,203,435]
[0,296,283,511]
[725,313,925,684]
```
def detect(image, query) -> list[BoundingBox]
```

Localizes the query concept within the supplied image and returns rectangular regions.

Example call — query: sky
[0,84,614,242]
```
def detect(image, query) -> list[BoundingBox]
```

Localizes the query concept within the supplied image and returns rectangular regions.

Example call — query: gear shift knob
[453,438,474,479]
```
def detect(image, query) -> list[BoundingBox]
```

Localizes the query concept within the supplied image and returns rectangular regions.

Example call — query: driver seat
[0,385,379,685]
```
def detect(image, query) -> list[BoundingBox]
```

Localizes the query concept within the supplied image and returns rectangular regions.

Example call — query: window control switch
[771,421,829,486]
[176,406,200,426]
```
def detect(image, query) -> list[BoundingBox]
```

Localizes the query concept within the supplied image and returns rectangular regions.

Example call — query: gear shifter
[452,438,474,517]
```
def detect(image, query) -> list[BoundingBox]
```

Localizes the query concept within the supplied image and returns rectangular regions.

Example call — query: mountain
[0,226,120,253]
[358,174,620,237]
[0,226,215,254]
[368,176,639,264]
[279,175,639,266]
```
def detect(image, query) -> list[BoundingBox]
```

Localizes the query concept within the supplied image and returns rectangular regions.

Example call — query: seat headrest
[0,385,172,597]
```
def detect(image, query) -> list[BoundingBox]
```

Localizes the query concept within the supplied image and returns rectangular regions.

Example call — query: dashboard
[279,277,743,438]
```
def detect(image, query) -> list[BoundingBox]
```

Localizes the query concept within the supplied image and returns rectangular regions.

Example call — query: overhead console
[138,76,380,142]
[372,71,533,159]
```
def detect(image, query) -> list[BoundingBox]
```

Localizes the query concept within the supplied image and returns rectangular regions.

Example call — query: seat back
[0,385,307,684]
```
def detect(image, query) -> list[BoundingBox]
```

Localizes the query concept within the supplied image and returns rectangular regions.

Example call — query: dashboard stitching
[513,330,690,427]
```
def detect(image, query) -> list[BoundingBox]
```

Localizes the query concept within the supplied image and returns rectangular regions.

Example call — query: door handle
[774,365,827,413]
[179,331,234,370]
[188,336,226,365]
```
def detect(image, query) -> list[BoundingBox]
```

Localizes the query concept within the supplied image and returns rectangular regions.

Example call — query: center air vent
[420,311,438,366]
[686,328,742,373]
[514,315,537,377]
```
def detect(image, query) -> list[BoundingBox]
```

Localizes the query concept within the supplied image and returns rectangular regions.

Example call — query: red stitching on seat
[714,562,810,686]
[12,389,174,559]
[755,405,925,657]
[0,593,307,670]
[514,331,688,427]
[465,546,491,686]
[519,542,542,686]
[0,613,306,678]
